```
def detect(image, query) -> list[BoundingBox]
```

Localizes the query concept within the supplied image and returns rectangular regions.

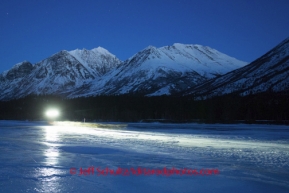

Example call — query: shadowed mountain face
[183,37,289,98]
[3,61,33,80]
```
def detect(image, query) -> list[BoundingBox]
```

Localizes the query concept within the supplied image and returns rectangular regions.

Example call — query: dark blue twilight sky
[0,0,289,73]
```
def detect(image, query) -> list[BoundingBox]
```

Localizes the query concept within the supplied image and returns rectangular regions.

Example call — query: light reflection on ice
[40,122,289,172]
[43,123,289,152]
[35,126,63,192]
[44,126,59,142]
[33,168,64,193]
[44,147,59,166]
[44,126,60,165]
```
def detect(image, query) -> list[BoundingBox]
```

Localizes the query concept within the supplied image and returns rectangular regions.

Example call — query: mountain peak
[69,47,111,54]
[53,50,69,56]
[91,47,111,55]
[144,45,157,50]
[172,43,186,47]
[11,60,30,67]
[171,43,208,50]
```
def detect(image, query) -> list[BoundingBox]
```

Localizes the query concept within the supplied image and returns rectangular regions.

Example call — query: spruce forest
[1,92,288,124]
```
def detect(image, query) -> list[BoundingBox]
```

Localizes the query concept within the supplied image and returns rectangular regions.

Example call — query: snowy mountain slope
[184,37,289,98]
[0,48,121,100]
[1,61,33,81]
[159,43,247,78]
[69,44,247,97]
[0,61,33,99]
[116,43,246,79]
[69,47,121,76]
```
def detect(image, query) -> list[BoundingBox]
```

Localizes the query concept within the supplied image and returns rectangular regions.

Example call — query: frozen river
[0,121,289,193]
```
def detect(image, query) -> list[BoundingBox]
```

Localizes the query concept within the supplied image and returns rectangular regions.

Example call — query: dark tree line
[0,92,288,124]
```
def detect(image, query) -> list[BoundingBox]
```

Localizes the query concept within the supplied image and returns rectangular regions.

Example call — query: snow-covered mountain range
[0,43,248,100]
[183,37,289,98]
[0,48,121,100]
[67,44,247,97]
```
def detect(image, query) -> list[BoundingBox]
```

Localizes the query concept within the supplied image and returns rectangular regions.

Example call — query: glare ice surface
[0,121,288,193]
